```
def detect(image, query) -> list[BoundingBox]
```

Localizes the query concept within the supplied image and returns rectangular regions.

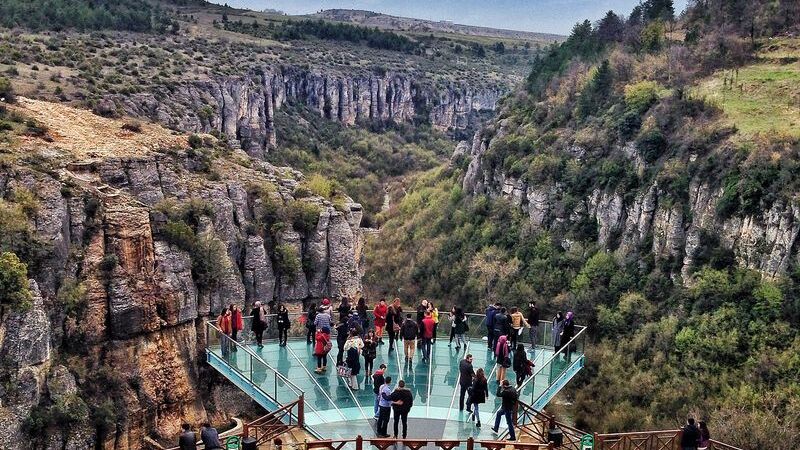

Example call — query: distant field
[693,39,800,139]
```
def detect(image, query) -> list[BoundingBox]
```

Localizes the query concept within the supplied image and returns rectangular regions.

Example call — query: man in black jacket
[493,307,510,345]
[335,318,348,365]
[491,380,518,441]
[681,417,700,450]
[386,380,414,439]
[400,314,419,362]
[458,354,475,411]
[526,302,539,351]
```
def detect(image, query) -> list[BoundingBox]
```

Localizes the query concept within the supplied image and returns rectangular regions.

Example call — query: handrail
[206,321,305,396]
[515,324,587,396]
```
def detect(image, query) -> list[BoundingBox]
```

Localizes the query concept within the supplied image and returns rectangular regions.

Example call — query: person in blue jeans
[376,376,394,438]
[372,364,387,418]
[492,380,518,441]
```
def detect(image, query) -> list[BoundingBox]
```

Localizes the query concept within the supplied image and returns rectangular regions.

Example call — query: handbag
[393,323,401,333]
[337,364,352,378]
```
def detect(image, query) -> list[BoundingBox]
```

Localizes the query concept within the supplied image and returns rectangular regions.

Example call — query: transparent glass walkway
[206,313,586,441]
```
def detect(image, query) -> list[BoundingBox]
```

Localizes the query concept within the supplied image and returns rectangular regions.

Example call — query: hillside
[365,1,800,449]
[313,9,564,42]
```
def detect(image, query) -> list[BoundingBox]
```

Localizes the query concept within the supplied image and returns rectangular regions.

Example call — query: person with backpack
[250,301,267,348]
[508,306,528,350]
[495,334,511,393]
[400,313,419,362]
[305,303,317,345]
[362,331,377,378]
[469,368,489,428]
[314,305,332,331]
[512,343,533,387]
[314,326,332,373]
[493,307,510,346]
[491,380,518,441]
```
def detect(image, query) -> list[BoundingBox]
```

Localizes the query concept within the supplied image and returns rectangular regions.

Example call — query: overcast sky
[211,0,690,35]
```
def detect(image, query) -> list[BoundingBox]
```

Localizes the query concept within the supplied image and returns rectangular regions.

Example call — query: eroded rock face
[460,131,800,280]
[0,146,364,449]
[110,68,503,156]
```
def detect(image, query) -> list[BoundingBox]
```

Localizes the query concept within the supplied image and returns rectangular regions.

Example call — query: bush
[286,201,322,234]
[623,80,661,112]
[304,173,334,199]
[161,220,196,252]
[191,232,229,291]
[0,251,32,311]
[99,254,118,273]
[188,134,203,149]
[0,76,14,103]
[273,243,301,282]
[57,278,87,318]
[636,127,668,162]
[121,120,142,132]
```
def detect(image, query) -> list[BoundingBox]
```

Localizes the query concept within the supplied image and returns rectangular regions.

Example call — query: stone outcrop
[459,131,800,280]
[0,140,364,449]
[109,67,503,158]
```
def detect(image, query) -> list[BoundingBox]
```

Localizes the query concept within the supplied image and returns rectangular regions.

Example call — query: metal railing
[206,321,307,420]
[244,399,304,445]
[303,435,558,450]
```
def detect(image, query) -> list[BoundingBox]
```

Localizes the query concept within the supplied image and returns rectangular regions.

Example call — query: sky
[211,0,690,35]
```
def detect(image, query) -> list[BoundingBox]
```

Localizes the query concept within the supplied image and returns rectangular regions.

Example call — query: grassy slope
[694,38,800,138]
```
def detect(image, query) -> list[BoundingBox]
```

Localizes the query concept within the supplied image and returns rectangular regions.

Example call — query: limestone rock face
[110,68,503,155]
[460,129,800,280]
[0,142,364,449]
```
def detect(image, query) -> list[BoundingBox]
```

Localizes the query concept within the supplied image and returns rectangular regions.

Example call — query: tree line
[0,0,178,33]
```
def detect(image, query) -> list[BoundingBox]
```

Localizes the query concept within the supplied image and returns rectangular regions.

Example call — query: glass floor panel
[210,336,561,440]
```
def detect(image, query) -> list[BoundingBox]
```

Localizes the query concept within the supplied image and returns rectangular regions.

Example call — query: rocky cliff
[0,98,364,449]
[459,125,800,280]
[109,67,503,158]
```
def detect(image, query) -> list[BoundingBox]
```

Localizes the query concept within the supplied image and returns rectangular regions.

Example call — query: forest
[0,0,178,33]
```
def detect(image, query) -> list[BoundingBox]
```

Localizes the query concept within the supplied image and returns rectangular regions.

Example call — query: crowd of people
[213,296,584,440]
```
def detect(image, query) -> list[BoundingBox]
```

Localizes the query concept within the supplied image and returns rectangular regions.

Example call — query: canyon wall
[109,67,503,158]
[0,142,363,449]
[459,126,800,280]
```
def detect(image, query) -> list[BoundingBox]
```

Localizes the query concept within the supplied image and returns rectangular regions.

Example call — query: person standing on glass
[250,301,266,349]
[373,298,388,345]
[561,311,575,359]
[469,367,489,428]
[216,309,232,358]
[376,376,394,438]
[552,311,564,350]
[453,307,467,351]
[276,303,290,347]
[526,301,539,353]
[491,380,518,441]
[420,311,436,363]
[485,302,497,350]
[229,304,243,350]
[306,302,317,344]
[458,353,475,412]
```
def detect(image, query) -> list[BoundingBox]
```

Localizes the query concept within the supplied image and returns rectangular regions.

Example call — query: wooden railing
[304,436,557,450]
[515,402,584,450]
[595,429,682,450]
[244,397,304,445]
[708,440,744,450]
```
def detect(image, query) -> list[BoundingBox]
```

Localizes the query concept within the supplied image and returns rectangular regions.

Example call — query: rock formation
[459,129,800,280]
[109,67,503,158]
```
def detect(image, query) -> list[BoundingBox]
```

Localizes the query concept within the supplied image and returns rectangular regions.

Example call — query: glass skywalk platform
[206,313,586,441]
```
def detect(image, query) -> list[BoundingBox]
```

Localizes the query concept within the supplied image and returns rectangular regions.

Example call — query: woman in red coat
[373,298,388,345]
[229,304,244,351]
[314,326,331,373]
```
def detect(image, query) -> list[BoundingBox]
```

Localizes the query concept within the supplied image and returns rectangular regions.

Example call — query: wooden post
[593,432,600,450]
[548,414,556,430]
[466,437,474,450]
[298,395,305,427]
[243,425,249,438]
[356,435,363,450]
[547,442,554,450]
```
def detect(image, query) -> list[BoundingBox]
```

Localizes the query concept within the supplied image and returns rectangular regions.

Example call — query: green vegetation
[225,18,418,53]
[0,251,32,311]
[693,62,800,138]
[271,106,451,227]
[0,0,178,33]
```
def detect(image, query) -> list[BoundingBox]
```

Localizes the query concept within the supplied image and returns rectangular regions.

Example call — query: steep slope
[0,98,363,448]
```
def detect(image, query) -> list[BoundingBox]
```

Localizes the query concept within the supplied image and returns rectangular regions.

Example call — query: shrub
[286,201,322,234]
[57,279,87,318]
[304,173,334,199]
[623,80,661,112]
[161,220,196,252]
[0,76,14,103]
[188,134,203,149]
[273,243,301,282]
[12,187,39,218]
[99,254,118,273]
[121,120,142,132]
[0,251,32,311]
[191,232,229,291]
[636,127,667,162]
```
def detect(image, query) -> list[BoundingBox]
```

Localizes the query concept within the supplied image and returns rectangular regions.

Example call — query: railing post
[547,442,554,450]
[244,425,249,438]
[466,437,474,450]
[593,432,600,450]
[298,394,305,427]
[356,435,363,450]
